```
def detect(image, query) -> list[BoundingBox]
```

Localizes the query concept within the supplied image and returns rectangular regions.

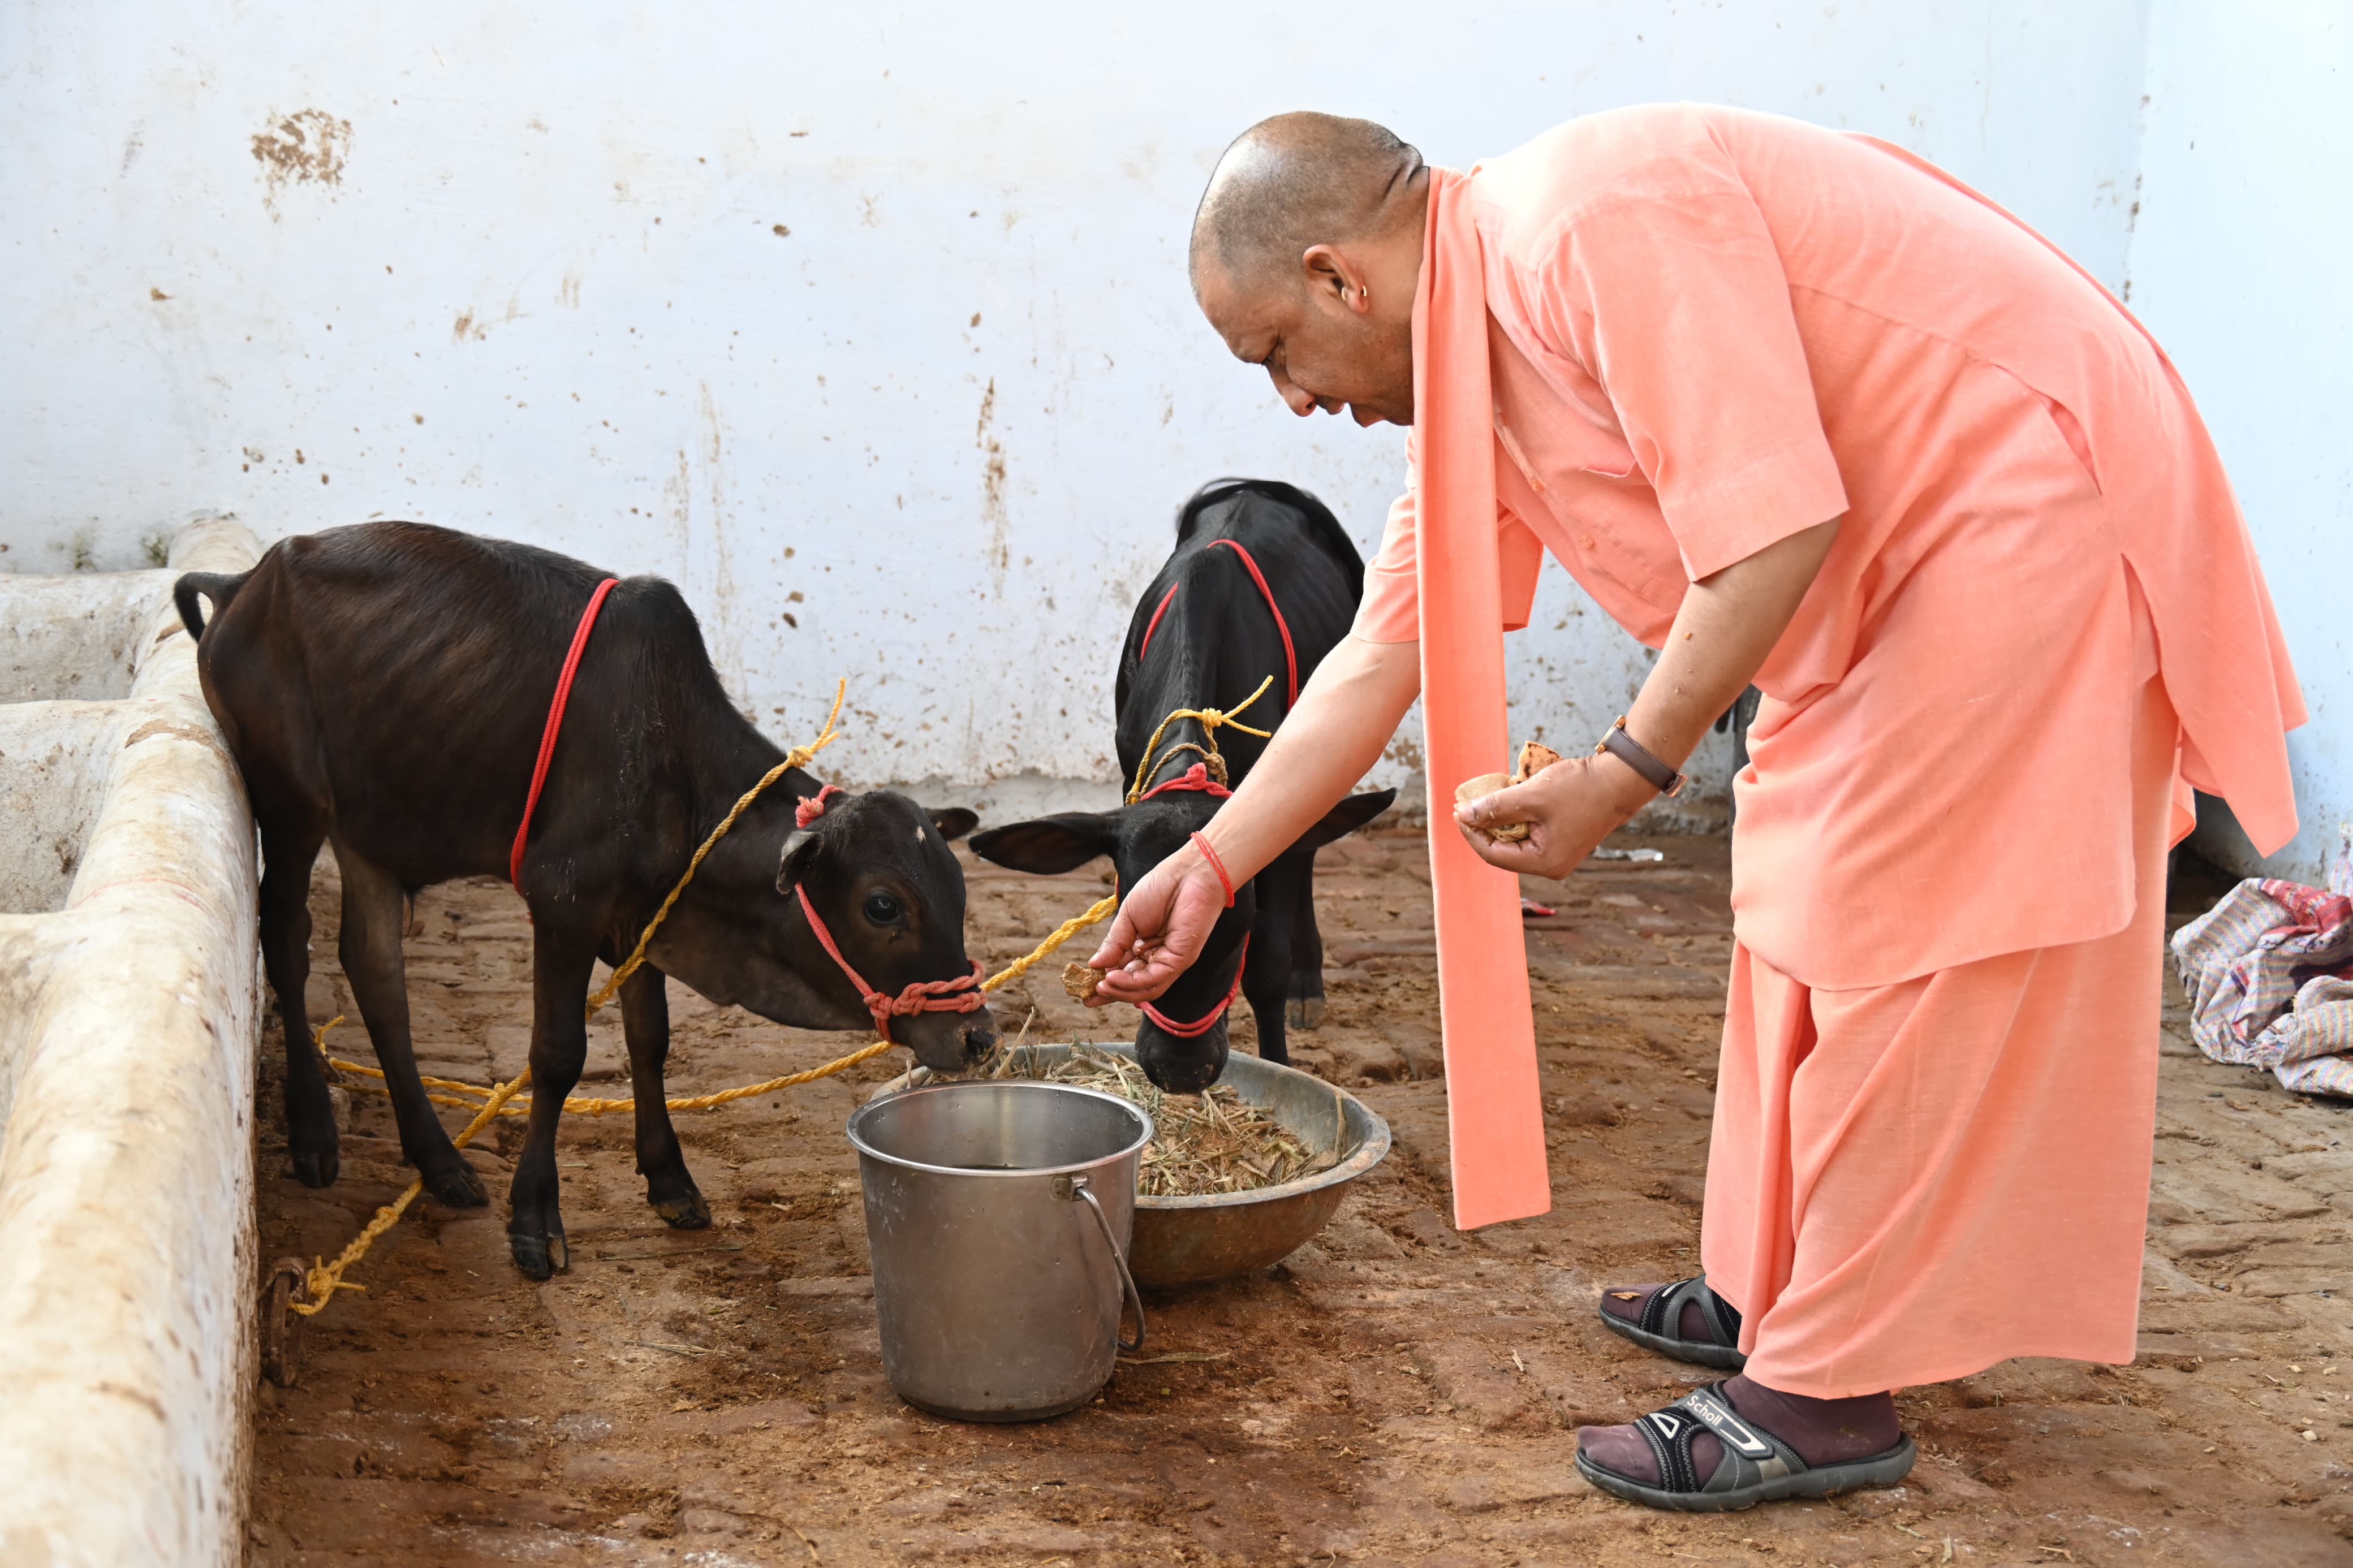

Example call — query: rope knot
[1128,673,1277,803]
[864,964,989,1024]
[795,782,845,828]
[1137,761,1232,801]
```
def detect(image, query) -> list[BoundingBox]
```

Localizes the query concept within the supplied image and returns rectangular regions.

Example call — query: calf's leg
[1241,862,1303,1066]
[620,964,709,1229]
[260,821,336,1187]
[508,921,598,1278]
[334,841,486,1207]
[1285,850,1328,1031]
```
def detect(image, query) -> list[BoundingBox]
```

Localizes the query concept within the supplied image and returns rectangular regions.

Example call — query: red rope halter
[1122,810,1247,1040]
[1136,762,1231,802]
[511,577,620,891]
[791,885,984,1042]
[795,783,844,827]
[788,788,984,1043]
[1141,932,1248,1039]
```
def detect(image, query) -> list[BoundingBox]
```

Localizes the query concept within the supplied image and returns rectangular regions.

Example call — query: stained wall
[1,2,2158,815]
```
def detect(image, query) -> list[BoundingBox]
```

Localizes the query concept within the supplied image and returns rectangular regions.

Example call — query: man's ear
[968,811,1123,875]
[1296,789,1397,852]
[777,828,823,893]
[1299,241,1374,314]
[928,806,979,842]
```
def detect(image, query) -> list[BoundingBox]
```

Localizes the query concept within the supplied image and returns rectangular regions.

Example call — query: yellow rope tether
[580,679,845,1022]
[290,680,1119,1317]
[292,1032,537,1313]
[1125,673,1273,805]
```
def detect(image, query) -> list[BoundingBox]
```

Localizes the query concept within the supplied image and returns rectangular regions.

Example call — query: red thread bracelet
[1189,831,1236,908]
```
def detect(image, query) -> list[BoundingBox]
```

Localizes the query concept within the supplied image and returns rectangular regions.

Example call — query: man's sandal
[1598,1276,1747,1370]
[1576,1383,1916,1513]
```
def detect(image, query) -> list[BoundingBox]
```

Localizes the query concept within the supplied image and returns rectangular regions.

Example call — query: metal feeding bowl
[872,1042,1390,1288]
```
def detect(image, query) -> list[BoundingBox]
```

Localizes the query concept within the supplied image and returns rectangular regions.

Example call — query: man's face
[1196,259,1415,427]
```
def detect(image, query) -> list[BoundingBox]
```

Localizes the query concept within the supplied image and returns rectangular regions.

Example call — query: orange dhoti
[1704,673,2180,1396]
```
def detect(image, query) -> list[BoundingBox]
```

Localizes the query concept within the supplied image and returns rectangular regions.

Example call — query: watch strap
[1595,716,1688,798]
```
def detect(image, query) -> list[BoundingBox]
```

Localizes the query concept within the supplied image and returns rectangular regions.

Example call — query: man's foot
[1598,1276,1746,1369]
[1575,1376,1912,1511]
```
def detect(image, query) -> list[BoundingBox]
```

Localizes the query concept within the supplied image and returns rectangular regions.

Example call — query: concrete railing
[0,518,263,1567]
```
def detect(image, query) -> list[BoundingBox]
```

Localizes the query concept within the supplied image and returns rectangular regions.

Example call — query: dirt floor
[245,828,2353,1567]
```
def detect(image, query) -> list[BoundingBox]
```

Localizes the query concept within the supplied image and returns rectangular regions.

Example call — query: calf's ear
[1295,789,1397,851]
[928,806,979,841]
[968,811,1122,875]
[777,828,824,893]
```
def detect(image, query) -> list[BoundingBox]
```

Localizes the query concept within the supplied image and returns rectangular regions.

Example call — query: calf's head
[969,789,1391,1093]
[650,789,996,1072]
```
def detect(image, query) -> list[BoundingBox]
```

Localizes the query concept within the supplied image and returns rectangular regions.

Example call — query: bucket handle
[1055,1174,1146,1353]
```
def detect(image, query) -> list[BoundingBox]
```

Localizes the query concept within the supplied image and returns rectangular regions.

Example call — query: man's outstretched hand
[1083,848,1232,1005]
[1452,753,1656,880]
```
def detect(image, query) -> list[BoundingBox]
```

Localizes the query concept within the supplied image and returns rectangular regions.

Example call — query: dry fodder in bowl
[1006,1046,1341,1198]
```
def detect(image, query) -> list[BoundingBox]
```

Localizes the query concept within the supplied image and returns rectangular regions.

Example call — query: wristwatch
[1594,716,1688,798]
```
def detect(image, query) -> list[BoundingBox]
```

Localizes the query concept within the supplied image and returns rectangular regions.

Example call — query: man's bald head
[1190,112,1425,295]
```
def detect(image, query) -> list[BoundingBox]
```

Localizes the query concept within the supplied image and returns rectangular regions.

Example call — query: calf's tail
[174,570,249,642]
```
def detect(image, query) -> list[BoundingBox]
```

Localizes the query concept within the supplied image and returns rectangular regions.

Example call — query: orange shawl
[1412,168,1552,1229]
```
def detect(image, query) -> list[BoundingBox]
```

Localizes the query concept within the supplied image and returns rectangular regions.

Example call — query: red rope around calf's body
[512,577,621,890]
[1208,538,1296,705]
[1133,538,1298,705]
[1137,581,1182,660]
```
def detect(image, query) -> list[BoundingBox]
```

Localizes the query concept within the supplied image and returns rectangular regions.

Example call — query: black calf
[972,480,1392,1092]
[179,521,992,1278]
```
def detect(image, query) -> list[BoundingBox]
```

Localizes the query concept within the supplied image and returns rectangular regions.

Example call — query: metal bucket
[846,1081,1152,1422]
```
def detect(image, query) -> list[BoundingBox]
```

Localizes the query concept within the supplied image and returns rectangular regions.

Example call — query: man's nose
[1269,368,1317,417]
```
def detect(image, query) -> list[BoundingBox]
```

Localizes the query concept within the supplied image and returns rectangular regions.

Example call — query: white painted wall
[1,1,2155,815]
[2124,2,2351,887]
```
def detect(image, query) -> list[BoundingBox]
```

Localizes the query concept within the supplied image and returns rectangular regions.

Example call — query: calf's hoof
[1286,995,1326,1030]
[508,1230,569,1280]
[650,1186,711,1230]
[419,1152,489,1209]
[288,1138,340,1189]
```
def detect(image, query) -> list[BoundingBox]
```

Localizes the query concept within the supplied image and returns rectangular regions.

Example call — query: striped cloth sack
[2171,875,2353,1098]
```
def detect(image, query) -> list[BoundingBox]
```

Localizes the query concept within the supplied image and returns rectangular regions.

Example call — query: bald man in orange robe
[1085,105,2302,1510]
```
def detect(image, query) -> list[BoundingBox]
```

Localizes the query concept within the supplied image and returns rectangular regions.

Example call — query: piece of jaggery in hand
[1062,961,1104,1003]
[1454,740,1565,844]
[1454,770,1529,842]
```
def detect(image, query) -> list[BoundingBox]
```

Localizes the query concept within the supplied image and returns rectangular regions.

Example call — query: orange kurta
[1365,105,2303,1368]
[1365,106,2303,992]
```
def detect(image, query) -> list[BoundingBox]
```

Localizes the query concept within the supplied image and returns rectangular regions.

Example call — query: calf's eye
[863,892,903,925]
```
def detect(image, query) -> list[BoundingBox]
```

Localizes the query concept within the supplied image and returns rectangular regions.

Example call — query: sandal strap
[1632,1402,1705,1493]
[1702,1282,1744,1349]
[1632,1384,1805,1496]
[1636,1276,1739,1349]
